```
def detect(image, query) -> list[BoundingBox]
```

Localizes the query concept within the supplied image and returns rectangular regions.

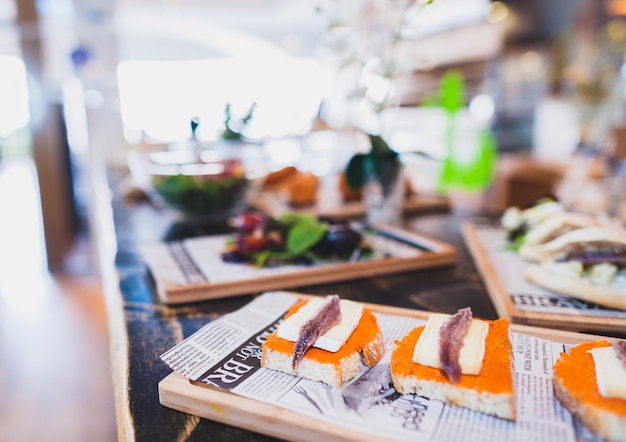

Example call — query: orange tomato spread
[262,299,380,365]
[390,318,513,394]
[554,341,626,416]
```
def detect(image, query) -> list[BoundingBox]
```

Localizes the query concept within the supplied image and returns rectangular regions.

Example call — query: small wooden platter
[141,223,457,304]
[249,173,449,221]
[158,295,607,442]
[461,220,626,334]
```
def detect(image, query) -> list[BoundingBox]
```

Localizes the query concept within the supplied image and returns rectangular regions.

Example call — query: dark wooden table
[97,169,501,442]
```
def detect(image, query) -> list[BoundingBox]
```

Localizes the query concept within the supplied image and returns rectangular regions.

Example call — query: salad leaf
[503,233,526,252]
[284,215,328,255]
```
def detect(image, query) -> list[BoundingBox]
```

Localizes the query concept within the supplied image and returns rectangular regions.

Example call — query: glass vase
[363,162,405,226]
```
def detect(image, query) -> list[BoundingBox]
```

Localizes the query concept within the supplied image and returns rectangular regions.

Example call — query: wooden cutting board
[462,220,626,334]
[158,297,607,442]
[141,223,457,304]
[249,171,450,221]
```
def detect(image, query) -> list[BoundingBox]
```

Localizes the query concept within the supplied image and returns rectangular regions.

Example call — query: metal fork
[293,385,324,414]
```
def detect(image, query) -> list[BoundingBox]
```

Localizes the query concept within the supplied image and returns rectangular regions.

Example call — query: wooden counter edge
[88,149,135,441]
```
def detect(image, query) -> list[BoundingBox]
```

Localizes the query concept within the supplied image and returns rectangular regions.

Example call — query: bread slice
[525,264,626,310]
[522,224,626,310]
[390,318,515,420]
[521,226,626,264]
[518,212,605,262]
[553,341,626,442]
[261,300,385,388]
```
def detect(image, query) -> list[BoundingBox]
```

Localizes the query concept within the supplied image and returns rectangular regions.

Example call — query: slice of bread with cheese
[261,297,385,388]
[390,313,515,420]
[524,226,626,310]
[553,340,626,442]
[518,212,605,262]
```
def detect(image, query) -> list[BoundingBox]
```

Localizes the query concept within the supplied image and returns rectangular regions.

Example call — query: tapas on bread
[552,340,626,442]
[524,226,626,310]
[260,295,385,388]
[390,308,516,420]
[262,166,319,207]
[517,212,606,262]
[501,197,564,251]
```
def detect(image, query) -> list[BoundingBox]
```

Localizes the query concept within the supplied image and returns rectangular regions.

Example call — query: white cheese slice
[590,346,626,400]
[412,313,489,375]
[276,298,363,353]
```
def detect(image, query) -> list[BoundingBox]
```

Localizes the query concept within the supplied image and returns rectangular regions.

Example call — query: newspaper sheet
[141,226,425,288]
[160,291,603,442]
[474,224,626,318]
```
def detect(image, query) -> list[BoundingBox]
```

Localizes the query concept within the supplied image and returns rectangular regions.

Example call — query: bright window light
[0,55,30,137]
[117,57,324,143]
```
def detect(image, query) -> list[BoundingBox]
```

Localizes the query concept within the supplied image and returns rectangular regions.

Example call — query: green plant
[220,102,256,141]
[344,133,401,197]
[422,70,497,193]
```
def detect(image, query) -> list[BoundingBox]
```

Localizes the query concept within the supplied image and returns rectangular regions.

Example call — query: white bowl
[128,142,266,225]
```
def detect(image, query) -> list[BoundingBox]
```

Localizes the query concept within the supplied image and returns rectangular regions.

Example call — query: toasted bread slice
[522,226,626,264]
[523,225,626,310]
[261,300,385,388]
[553,341,626,442]
[390,318,515,420]
[525,264,626,310]
[518,212,605,262]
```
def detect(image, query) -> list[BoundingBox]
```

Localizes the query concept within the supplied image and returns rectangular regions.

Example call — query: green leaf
[253,249,271,268]
[440,70,464,115]
[345,133,400,192]
[368,133,397,160]
[503,233,526,252]
[279,213,318,225]
[285,217,328,255]
[436,129,497,193]
[345,153,367,190]
[190,118,199,135]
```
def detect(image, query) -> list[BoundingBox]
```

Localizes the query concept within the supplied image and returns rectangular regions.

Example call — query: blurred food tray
[142,223,457,304]
[462,220,626,335]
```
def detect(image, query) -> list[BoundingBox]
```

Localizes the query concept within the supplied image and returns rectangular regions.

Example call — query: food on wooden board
[517,212,606,262]
[501,197,564,251]
[261,295,385,388]
[552,340,626,442]
[262,167,319,206]
[390,308,516,420]
[524,226,626,310]
[221,212,370,267]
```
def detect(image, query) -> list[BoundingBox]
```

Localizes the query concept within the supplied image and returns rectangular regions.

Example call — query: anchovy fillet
[292,295,342,369]
[614,340,626,367]
[439,307,473,384]
[557,249,626,265]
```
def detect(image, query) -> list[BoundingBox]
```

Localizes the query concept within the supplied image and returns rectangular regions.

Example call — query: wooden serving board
[141,223,457,304]
[158,296,606,442]
[249,184,449,220]
[462,220,626,334]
